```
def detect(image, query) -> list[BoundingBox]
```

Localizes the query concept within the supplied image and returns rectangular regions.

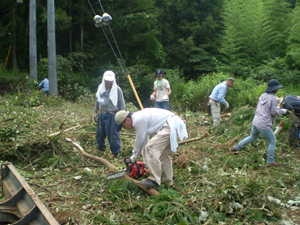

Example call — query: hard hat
[103,70,115,81]
[115,110,130,125]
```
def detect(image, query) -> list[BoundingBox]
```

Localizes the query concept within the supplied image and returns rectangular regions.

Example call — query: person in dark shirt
[282,95,300,148]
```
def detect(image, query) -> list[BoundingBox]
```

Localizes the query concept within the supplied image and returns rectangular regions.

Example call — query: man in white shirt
[115,108,188,191]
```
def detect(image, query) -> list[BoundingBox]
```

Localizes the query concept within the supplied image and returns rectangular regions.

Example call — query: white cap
[103,70,115,81]
[115,110,130,125]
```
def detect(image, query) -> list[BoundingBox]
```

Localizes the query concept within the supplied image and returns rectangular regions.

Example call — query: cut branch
[178,132,209,145]
[48,125,81,137]
[65,138,159,197]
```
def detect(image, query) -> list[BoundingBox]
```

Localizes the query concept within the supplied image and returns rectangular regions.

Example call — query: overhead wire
[86,0,128,76]
[97,0,128,75]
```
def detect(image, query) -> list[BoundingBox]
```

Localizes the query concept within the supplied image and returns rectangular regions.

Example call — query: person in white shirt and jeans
[150,69,172,110]
[115,108,188,191]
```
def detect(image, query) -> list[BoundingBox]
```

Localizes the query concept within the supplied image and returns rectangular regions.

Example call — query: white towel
[95,71,118,106]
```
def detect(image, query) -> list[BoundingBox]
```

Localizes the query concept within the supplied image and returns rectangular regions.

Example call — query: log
[178,132,209,145]
[65,138,159,197]
[220,113,231,118]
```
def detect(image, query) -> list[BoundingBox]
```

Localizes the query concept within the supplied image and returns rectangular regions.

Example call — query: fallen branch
[0,118,15,123]
[178,132,209,145]
[48,125,81,137]
[66,138,159,197]
[220,113,231,118]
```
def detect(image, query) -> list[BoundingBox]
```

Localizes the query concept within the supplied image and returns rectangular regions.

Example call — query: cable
[87,0,96,15]
[96,0,128,75]
[108,25,128,75]
[97,0,105,14]
[100,26,126,76]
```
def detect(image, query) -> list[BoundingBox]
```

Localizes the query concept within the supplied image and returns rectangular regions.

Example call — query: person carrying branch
[232,79,287,166]
[115,108,188,191]
[208,78,234,126]
[94,70,125,158]
[150,69,172,110]
[274,95,300,148]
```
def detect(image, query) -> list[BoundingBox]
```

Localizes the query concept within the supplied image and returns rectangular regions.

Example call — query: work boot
[109,153,119,159]
[231,147,239,155]
[96,146,105,152]
[139,179,160,191]
[267,162,281,167]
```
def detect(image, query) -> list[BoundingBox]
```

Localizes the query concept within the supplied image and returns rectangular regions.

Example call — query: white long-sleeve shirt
[132,108,188,158]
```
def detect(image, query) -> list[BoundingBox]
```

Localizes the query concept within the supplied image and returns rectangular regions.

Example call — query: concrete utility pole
[47,0,57,96]
[29,0,37,80]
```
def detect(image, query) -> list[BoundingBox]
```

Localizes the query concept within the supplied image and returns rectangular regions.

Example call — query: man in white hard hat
[94,70,125,158]
[115,108,188,191]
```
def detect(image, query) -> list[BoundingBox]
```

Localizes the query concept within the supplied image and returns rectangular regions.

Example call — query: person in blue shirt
[39,78,49,95]
[208,78,234,126]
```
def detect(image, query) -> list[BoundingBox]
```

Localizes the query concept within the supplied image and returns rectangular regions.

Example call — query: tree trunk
[80,0,84,70]
[12,0,18,71]
[69,1,72,53]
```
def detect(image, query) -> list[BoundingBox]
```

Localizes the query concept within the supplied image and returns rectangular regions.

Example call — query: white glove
[161,95,169,101]
[225,102,229,109]
[281,109,287,114]
[150,95,155,100]
[93,113,98,123]
[130,155,137,163]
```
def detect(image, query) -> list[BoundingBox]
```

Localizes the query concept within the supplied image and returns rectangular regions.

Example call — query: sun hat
[115,110,130,125]
[103,70,115,81]
[265,79,284,92]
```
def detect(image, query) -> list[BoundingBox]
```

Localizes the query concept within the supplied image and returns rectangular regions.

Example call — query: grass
[0,77,300,225]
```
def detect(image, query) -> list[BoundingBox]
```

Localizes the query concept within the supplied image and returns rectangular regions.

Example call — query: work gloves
[225,102,229,109]
[93,113,98,123]
[161,95,169,101]
[130,155,137,163]
[150,95,155,100]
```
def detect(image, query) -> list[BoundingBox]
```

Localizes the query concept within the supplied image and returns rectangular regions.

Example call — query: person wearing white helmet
[115,108,188,191]
[94,70,125,158]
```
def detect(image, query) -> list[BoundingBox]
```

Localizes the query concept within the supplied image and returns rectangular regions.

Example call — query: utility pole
[29,0,37,81]
[47,0,57,96]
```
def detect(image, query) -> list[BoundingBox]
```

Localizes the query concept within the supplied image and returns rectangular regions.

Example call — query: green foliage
[286,3,300,69]
[220,0,292,78]
[252,57,300,85]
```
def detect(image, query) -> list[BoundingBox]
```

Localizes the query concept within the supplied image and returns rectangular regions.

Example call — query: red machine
[106,158,149,180]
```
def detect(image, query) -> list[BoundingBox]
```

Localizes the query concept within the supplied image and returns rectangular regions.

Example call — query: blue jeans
[96,112,122,154]
[234,125,276,163]
[155,101,170,110]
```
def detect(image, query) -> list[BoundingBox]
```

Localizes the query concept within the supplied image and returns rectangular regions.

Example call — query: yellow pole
[4,45,12,69]
[127,74,144,109]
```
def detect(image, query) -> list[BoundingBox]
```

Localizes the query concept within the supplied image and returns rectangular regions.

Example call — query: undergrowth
[0,72,300,224]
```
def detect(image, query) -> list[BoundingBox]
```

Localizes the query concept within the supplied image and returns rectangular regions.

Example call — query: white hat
[115,110,130,125]
[103,70,115,81]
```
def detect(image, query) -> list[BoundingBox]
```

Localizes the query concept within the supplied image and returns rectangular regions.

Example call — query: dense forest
[1,0,300,99]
